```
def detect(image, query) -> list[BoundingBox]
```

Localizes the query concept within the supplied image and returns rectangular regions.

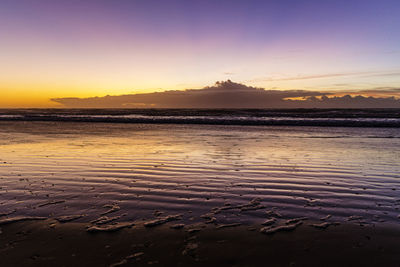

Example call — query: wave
[0,109,400,127]
[1,114,400,127]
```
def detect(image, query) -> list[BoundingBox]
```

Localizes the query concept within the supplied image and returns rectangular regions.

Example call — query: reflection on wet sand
[1,121,399,228]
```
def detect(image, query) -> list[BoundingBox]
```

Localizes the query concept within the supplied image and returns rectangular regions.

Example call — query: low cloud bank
[52,80,400,108]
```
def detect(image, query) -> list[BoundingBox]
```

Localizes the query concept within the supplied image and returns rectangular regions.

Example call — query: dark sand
[1,220,400,267]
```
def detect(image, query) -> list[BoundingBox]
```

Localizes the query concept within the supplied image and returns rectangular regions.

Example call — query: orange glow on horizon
[2,83,400,108]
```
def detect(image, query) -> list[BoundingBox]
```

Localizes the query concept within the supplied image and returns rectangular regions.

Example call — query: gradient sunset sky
[1,0,400,107]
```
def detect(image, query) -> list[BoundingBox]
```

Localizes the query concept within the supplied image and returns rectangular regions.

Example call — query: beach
[0,119,400,266]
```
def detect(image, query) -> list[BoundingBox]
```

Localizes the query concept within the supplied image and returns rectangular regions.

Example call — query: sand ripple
[0,122,399,226]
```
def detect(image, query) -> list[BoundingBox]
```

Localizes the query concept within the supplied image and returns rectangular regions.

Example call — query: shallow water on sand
[0,122,399,226]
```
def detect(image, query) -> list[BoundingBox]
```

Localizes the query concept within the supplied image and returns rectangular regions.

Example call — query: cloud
[288,94,400,108]
[249,71,400,82]
[356,87,400,94]
[52,80,400,108]
[330,87,400,97]
[368,72,400,78]
[249,72,371,82]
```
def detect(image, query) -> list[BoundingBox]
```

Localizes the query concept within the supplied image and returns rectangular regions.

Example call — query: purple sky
[1,0,400,107]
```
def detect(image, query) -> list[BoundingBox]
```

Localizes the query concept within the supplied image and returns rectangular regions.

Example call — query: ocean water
[0,108,400,127]
[0,113,399,226]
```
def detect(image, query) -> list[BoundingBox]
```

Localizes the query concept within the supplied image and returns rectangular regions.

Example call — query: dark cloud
[52,80,400,108]
[288,95,400,108]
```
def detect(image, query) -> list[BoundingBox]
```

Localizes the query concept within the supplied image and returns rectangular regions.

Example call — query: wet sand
[1,121,400,266]
[1,220,400,267]
[1,121,400,225]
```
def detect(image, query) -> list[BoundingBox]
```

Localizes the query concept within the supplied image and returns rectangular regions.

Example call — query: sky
[1,0,400,107]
